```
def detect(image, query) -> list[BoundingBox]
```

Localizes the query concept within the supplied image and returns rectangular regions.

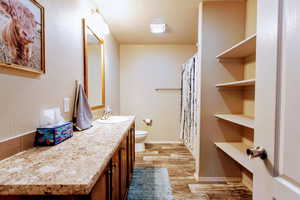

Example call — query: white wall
[0,0,120,141]
[120,45,196,142]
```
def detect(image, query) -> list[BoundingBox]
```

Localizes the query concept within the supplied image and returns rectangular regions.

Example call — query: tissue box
[35,122,73,146]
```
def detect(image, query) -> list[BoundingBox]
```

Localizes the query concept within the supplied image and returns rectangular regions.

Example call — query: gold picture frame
[0,0,45,74]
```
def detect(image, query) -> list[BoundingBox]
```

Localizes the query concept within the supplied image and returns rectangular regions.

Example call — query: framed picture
[0,0,45,74]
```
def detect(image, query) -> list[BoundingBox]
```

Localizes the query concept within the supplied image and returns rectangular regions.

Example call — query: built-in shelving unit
[216,79,256,88]
[215,28,257,190]
[215,114,254,129]
[196,0,257,193]
[215,142,254,173]
[216,34,256,60]
[214,3,257,191]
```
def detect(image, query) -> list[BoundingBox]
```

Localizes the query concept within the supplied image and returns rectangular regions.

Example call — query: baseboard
[145,141,183,144]
[194,174,242,182]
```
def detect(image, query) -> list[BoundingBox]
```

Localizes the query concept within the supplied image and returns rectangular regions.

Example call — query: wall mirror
[83,19,105,110]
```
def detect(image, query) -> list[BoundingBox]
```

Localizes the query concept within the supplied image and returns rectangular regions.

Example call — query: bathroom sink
[96,116,129,124]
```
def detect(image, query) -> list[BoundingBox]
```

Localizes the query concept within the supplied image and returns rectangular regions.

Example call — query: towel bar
[155,88,182,91]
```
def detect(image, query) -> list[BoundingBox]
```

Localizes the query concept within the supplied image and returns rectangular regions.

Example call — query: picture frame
[0,0,45,74]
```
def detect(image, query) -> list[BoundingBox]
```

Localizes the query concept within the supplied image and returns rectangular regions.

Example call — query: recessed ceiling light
[150,24,166,34]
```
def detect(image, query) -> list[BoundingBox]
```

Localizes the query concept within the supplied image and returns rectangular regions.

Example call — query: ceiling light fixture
[150,24,166,34]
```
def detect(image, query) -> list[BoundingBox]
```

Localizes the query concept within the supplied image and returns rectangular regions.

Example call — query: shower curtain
[180,54,199,157]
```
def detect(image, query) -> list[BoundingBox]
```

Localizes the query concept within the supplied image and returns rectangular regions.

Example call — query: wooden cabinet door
[131,126,135,165]
[90,166,110,200]
[127,133,132,183]
[120,140,128,199]
[111,152,120,200]
[127,126,135,184]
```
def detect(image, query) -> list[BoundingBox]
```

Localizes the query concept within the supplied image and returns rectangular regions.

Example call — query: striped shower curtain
[180,55,199,157]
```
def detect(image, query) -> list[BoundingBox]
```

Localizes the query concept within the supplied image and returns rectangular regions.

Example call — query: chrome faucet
[101,106,112,120]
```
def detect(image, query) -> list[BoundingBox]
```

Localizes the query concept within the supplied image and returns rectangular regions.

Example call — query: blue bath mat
[128,168,173,200]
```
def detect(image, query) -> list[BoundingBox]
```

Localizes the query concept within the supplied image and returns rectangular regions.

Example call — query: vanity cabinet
[91,166,110,200]
[0,124,135,200]
[111,152,120,200]
[120,140,128,199]
[91,125,135,200]
[127,126,135,183]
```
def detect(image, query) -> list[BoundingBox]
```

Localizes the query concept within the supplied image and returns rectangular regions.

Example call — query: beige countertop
[0,116,135,195]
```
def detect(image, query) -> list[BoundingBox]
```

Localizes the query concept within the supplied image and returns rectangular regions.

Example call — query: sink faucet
[101,106,112,120]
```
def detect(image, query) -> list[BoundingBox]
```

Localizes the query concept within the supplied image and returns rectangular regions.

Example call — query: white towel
[73,82,93,130]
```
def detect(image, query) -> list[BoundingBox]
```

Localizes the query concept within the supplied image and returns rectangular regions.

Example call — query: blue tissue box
[35,122,73,146]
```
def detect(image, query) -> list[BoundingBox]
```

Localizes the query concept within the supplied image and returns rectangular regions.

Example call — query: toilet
[135,130,148,152]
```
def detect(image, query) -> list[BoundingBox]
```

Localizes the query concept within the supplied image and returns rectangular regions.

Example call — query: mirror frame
[83,19,105,110]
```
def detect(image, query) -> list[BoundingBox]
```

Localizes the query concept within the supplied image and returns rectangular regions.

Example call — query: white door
[255,0,300,199]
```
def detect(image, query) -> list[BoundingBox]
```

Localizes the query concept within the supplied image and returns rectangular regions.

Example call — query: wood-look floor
[135,143,252,200]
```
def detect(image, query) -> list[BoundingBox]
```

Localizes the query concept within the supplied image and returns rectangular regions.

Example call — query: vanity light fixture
[150,24,166,34]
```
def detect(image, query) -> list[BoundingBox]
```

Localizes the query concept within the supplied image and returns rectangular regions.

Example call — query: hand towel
[73,82,93,131]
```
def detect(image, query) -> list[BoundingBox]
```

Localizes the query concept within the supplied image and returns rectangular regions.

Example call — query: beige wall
[0,0,120,141]
[120,45,196,142]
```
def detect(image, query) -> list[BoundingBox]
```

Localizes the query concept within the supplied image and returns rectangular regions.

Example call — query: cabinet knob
[112,163,117,168]
[246,146,267,160]
[107,169,112,175]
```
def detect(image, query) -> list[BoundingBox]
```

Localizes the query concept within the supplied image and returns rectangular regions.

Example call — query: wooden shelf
[215,142,254,173]
[216,34,256,60]
[215,114,254,129]
[216,79,255,88]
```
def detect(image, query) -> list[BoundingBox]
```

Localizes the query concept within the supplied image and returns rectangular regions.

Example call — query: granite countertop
[0,116,135,195]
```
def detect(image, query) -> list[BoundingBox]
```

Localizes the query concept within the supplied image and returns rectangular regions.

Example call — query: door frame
[272,0,300,198]
[255,0,300,199]
[254,0,281,199]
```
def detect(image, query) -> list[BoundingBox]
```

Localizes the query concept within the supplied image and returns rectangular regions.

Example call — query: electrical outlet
[63,98,70,113]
